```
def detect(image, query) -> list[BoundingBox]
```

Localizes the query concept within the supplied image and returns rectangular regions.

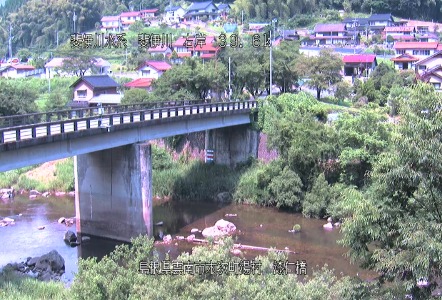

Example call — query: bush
[302,173,331,218]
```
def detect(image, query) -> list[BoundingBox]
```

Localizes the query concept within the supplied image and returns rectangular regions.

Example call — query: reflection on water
[0,195,376,282]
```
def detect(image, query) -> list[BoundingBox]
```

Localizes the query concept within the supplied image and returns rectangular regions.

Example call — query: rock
[70,241,80,247]
[34,250,65,275]
[3,217,14,222]
[327,217,333,223]
[176,236,185,240]
[186,234,195,242]
[68,191,75,197]
[40,271,52,282]
[323,222,333,230]
[334,222,341,228]
[37,226,45,230]
[55,192,66,197]
[65,218,74,226]
[27,256,40,267]
[42,192,50,197]
[202,219,236,239]
[216,192,232,203]
[190,228,199,233]
[63,230,77,244]
[58,217,66,224]
[29,194,37,199]
[155,221,164,226]
[225,213,237,217]
[231,249,242,255]
[27,270,39,278]
[0,221,8,227]
[162,234,172,244]
[81,236,91,242]
[30,190,41,195]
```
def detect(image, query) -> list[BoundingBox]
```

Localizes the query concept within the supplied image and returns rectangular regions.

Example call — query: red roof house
[124,78,154,91]
[137,61,171,79]
[342,54,378,77]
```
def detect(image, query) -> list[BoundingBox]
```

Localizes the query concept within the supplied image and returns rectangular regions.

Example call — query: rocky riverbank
[2,250,66,282]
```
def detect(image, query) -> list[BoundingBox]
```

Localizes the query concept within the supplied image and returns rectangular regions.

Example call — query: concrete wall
[75,143,152,242]
[206,124,259,167]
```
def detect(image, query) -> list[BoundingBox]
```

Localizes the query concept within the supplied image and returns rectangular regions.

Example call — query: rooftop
[342,54,377,64]
[138,61,172,71]
[70,75,119,89]
[186,1,217,12]
[101,16,120,22]
[125,78,154,88]
[394,42,439,49]
[314,23,346,32]
[120,11,141,17]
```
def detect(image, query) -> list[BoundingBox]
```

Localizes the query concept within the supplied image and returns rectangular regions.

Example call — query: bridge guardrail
[0,101,257,145]
[0,99,213,129]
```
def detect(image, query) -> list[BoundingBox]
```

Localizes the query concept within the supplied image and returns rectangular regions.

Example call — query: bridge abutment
[205,124,259,167]
[74,143,152,242]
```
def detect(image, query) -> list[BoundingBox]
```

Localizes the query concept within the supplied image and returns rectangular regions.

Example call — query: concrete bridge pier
[205,124,259,167]
[74,143,152,242]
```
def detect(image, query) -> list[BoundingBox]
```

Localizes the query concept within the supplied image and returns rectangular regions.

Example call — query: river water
[0,195,376,282]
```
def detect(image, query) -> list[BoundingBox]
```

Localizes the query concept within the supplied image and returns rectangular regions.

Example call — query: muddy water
[0,196,376,282]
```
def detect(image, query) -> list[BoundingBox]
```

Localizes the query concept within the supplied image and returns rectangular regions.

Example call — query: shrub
[302,173,331,218]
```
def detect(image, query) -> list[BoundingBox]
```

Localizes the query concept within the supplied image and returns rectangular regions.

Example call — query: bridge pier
[205,124,259,167]
[74,143,152,242]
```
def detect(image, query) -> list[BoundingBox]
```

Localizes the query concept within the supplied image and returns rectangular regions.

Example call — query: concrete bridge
[0,100,259,242]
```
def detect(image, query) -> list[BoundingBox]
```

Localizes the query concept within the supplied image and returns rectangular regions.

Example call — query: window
[413,50,431,55]
[433,83,440,89]
[77,90,87,98]
[396,50,406,55]
[419,65,426,70]
[142,70,151,76]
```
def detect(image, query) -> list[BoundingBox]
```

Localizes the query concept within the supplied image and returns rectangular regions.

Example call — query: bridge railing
[0,100,257,144]
[0,99,211,129]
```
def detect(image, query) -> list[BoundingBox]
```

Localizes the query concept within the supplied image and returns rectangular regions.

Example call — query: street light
[269,18,277,96]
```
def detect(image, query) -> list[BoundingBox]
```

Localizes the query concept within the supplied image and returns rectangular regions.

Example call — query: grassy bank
[0,158,74,192]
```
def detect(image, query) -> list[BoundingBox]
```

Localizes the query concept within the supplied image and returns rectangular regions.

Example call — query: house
[390,53,420,70]
[418,65,442,90]
[247,23,267,34]
[184,1,219,21]
[383,26,415,42]
[342,54,377,78]
[402,20,442,34]
[44,57,111,79]
[312,23,351,45]
[120,11,142,30]
[343,17,368,35]
[69,75,121,107]
[280,30,300,41]
[0,64,40,78]
[124,78,154,91]
[367,14,395,33]
[101,16,121,32]
[148,45,173,58]
[415,32,439,43]
[172,35,219,62]
[164,6,186,24]
[217,3,231,19]
[414,51,442,74]
[137,61,172,79]
[140,9,158,20]
[394,42,442,59]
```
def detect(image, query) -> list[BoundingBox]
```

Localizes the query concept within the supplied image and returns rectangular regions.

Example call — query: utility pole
[8,23,13,63]
[228,57,231,100]
[73,11,77,33]
[241,10,244,25]
[269,29,272,96]
[55,30,59,47]
[353,18,357,54]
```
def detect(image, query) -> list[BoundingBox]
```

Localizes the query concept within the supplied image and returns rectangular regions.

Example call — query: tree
[297,49,343,100]
[121,88,154,104]
[0,81,37,116]
[340,82,442,298]
[303,173,333,218]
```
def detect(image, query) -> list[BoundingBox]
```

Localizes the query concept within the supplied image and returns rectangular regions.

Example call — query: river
[0,195,376,283]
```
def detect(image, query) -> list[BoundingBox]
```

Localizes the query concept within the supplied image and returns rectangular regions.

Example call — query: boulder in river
[216,192,232,203]
[58,217,66,224]
[202,219,236,239]
[162,234,172,244]
[190,228,199,233]
[63,230,77,244]
[34,250,65,275]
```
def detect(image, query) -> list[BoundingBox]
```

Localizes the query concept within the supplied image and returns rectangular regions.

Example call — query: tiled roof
[368,14,394,21]
[165,6,182,12]
[101,16,120,22]
[384,26,414,32]
[8,64,35,70]
[394,42,439,49]
[140,9,158,13]
[120,11,141,17]
[70,75,119,89]
[124,78,154,88]
[390,53,420,62]
[343,54,377,63]
[44,57,65,68]
[138,61,172,71]
[314,23,346,32]
[187,1,217,12]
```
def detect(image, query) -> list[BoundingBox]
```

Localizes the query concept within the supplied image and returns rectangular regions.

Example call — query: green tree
[303,173,332,218]
[297,49,343,100]
[0,80,37,116]
[121,88,154,104]
[340,82,442,298]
